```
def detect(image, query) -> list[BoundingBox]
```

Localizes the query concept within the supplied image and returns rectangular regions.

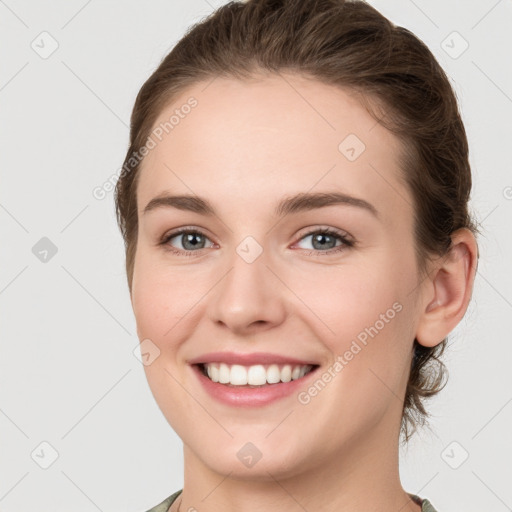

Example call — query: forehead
[136,73,411,225]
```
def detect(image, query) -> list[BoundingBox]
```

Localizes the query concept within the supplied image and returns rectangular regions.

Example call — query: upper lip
[188,351,320,366]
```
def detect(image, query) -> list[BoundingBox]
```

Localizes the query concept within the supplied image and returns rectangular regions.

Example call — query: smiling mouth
[195,362,320,387]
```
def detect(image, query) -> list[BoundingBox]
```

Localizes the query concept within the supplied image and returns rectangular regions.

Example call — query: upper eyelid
[295,225,351,239]
[162,226,216,244]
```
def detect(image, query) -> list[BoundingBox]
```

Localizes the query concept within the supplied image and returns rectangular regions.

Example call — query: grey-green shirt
[144,489,439,511]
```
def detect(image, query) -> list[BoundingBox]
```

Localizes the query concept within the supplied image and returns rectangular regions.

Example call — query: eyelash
[159,226,354,257]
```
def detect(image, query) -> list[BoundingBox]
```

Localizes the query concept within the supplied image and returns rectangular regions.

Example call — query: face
[131,73,424,479]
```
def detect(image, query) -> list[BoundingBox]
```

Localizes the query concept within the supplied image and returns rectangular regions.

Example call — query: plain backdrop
[1,1,511,511]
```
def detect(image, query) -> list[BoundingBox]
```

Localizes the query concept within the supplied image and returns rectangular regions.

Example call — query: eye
[159,226,354,257]
[160,228,215,256]
[294,227,354,256]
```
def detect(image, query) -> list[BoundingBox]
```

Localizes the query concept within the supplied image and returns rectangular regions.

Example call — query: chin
[190,435,311,481]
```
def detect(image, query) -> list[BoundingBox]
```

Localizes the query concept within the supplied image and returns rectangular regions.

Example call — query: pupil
[313,233,334,250]
[183,233,203,250]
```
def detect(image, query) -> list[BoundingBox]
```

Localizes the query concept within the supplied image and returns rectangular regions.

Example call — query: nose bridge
[208,234,285,332]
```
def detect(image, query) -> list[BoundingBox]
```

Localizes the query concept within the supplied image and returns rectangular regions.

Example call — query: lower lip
[191,364,319,407]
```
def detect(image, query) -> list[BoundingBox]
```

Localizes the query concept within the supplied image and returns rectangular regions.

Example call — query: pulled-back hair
[114,0,480,442]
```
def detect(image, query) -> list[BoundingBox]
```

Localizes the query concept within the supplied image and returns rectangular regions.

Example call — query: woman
[115,1,479,510]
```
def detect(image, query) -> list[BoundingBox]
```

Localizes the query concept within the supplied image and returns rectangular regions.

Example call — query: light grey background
[1,1,511,510]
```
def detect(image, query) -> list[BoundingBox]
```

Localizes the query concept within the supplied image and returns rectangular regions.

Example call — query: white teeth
[281,365,292,382]
[207,364,219,382]
[230,364,248,385]
[266,364,281,384]
[219,363,230,384]
[203,362,314,386]
[247,365,267,386]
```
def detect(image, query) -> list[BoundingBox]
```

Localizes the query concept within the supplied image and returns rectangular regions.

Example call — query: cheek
[293,259,414,399]
[131,278,170,342]
[131,258,205,430]
[292,262,405,345]
[131,252,203,341]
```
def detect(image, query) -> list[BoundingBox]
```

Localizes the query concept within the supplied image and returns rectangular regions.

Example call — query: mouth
[195,362,320,388]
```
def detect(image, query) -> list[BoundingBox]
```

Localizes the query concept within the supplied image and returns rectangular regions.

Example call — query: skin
[130,73,478,512]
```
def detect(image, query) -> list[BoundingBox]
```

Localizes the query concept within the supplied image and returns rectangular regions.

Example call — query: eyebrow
[143,191,379,219]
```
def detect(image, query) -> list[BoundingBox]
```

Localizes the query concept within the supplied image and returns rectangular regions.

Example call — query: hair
[114,0,480,442]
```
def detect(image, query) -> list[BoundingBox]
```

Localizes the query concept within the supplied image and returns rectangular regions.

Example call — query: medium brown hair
[114,0,480,441]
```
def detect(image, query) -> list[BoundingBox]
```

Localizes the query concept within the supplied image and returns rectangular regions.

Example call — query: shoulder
[143,489,182,512]
[421,497,439,512]
[409,493,439,512]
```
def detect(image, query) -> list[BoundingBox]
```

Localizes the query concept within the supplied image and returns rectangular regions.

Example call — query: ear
[415,228,479,348]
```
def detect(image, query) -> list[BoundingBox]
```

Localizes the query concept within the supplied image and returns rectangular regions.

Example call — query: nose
[207,245,287,335]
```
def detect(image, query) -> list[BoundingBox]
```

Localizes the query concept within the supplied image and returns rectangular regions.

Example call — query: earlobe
[415,228,478,348]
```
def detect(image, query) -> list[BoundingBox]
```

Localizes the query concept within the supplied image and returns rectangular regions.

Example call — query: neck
[175,412,420,512]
